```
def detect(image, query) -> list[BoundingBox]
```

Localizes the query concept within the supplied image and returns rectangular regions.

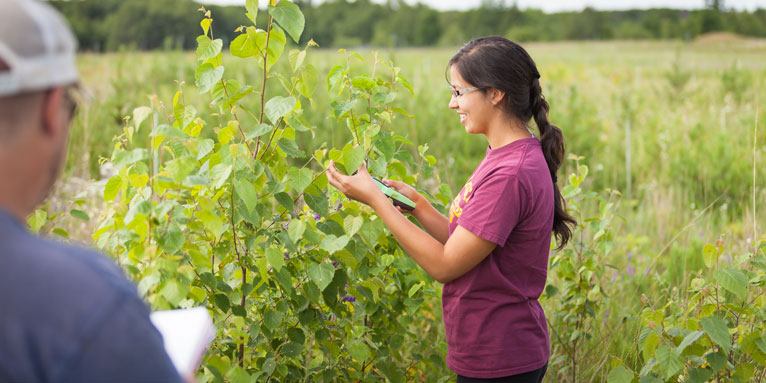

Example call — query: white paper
[150,307,216,377]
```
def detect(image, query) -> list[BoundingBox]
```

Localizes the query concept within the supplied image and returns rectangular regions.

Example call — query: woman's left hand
[326,160,384,207]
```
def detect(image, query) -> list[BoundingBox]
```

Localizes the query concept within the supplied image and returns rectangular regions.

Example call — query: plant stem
[255,15,274,158]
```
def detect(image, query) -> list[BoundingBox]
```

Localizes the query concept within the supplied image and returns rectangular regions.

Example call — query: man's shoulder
[0,224,174,382]
[2,230,134,297]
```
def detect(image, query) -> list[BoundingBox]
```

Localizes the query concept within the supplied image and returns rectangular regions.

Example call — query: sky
[199,0,765,12]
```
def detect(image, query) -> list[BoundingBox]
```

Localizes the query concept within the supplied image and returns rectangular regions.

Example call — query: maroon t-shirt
[444,137,554,378]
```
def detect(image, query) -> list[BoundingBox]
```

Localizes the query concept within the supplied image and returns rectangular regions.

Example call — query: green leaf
[229,366,251,383]
[210,164,233,189]
[262,358,276,375]
[230,31,256,58]
[265,96,297,124]
[161,280,189,306]
[245,0,258,25]
[304,191,328,217]
[289,49,306,72]
[234,178,258,215]
[308,262,335,291]
[196,35,223,61]
[320,234,349,254]
[196,139,215,160]
[287,219,306,243]
[268,1,305,43]
[343,215,363,237]
[342,145,365,175]
[69,209,89,222]
[701,316,731,353]
[200,18,211,36]
[327,65,345,91]
[655,345,684,380]
[113,148,149,168]
[374,134,395,161]
[287,167,313,194]
[297,64,319,99]
[687,367,712,383]
[703,244,717,268]
[606,365,635,383]
[195,63,224,94]
[246,123,274,139]
[408,281,424,298]
[253,26,286,71]
[160,226,184,255]
[199,209,226,240]
[27,209,47,233]
[104,176,122,202]
[132,106,152,132]
[266,247,285,271]
[677,330,704,353]
[214,293,230,313]
[331,99,358,119]
[638,376,662,383]
[714,267,748,299]
[277,138,304,157]
[352,75,376,90]
[275,192,294,212]
[347,341,370,362]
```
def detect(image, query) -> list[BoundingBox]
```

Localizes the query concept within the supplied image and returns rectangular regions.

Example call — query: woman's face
[448,65,495,136]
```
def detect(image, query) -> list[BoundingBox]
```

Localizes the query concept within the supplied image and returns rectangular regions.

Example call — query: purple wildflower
[342,295,356,303]
[314,213,321,221]
[335,203,343,212]
[627,251,632,261]
[627,265,635,276]
[644,266,651,276]
[283,251,290,261]
[332,261,339,268]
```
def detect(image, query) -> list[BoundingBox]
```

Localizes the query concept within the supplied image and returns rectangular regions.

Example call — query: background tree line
[51,0,766,51]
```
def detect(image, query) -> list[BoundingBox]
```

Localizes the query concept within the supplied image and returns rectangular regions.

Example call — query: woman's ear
[488,88,505,106]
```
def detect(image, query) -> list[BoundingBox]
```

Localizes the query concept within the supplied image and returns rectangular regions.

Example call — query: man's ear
[41,87,65,137]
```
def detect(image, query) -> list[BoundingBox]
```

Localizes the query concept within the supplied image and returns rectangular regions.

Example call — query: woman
[326,36,575,382]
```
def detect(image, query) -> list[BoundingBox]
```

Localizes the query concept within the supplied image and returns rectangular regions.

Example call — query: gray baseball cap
[0,0,79,96]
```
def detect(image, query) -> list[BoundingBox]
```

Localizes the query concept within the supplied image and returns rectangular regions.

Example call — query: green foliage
[52,0,766,51]
[94,3,449,381]
[608,240,766,382]
[542,154,622,382]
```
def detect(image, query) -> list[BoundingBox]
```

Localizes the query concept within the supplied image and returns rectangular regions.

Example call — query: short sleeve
[61,295,183,383]
[456,172,522,246]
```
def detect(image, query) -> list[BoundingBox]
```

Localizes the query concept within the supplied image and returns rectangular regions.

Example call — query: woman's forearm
[412,200,450,244]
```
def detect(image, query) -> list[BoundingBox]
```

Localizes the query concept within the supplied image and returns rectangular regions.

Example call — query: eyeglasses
[449,86,483,98]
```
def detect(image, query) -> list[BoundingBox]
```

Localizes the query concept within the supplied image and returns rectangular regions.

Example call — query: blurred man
[0,0,182,381]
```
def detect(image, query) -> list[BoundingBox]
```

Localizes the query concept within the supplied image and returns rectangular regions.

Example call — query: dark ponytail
[449,36,576,250]
[530,78,576,250]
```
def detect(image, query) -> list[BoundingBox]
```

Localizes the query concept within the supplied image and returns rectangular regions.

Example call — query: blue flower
[342,295,356,303]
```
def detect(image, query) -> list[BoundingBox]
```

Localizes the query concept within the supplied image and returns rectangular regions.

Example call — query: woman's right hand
[382,179,425,214]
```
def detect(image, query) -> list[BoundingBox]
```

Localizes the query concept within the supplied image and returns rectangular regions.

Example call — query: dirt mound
[694,31,746,44]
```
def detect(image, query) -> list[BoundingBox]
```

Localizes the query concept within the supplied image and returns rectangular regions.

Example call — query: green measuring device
[372,177,416,211]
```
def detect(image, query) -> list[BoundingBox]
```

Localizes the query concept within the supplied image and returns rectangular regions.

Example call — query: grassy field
[51,38,765,381]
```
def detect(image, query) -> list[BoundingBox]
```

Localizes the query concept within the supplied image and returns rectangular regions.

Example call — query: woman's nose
[448,95,458,109]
